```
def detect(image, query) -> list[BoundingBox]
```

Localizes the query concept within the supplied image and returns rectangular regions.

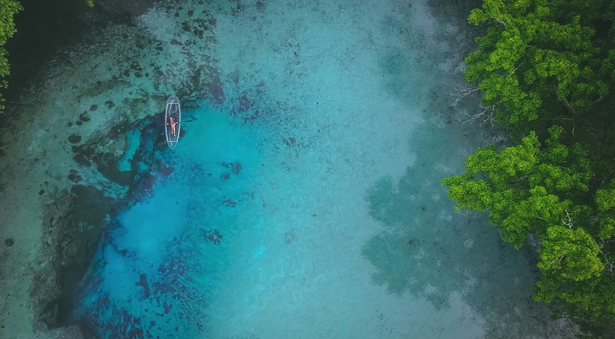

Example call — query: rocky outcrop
[32,109,181,333]
[33,185,112,328]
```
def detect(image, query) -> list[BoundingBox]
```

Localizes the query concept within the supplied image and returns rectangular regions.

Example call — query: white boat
[165,95,181,149]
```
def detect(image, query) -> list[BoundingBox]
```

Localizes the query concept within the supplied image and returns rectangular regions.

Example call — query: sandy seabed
[0,0,579,338]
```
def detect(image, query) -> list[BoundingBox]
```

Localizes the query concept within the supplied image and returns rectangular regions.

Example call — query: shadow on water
[361,130,560,337]
[361,0,575,338]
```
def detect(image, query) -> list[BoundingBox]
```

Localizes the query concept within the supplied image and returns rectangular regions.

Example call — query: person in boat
[169,116,178,136]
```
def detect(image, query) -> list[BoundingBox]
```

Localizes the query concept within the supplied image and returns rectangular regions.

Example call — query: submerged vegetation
[443,0,615,336]
[0,0,22,112]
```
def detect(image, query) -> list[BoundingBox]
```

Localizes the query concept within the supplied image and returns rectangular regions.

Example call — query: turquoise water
[2,0,581,338]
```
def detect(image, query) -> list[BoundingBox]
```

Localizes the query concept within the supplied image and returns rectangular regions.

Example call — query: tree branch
[451,85,481,106]
[464,104,495,125]
[490,15,508,26]
[563,210,574,229]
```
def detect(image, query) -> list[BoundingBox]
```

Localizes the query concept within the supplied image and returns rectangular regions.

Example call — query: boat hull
[165,95,181,149]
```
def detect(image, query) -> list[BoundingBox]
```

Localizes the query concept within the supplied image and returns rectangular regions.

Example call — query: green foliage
[538,226,603,281]
[464,0,615,128]
[443,126,615,327]
[0,0,22,112]
[595,183,615,240]
[533,271,615,324]
[445,1,615,334]
[443,126,590,247]
[0,0,20,48]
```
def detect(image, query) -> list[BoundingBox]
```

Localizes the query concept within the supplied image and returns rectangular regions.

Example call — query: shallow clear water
[1,0,580,338]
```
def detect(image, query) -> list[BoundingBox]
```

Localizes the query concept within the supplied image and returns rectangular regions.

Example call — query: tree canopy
[443,127,615,321]
[444,0,615,335]
[464,0,615,130]
[0,0,22,112]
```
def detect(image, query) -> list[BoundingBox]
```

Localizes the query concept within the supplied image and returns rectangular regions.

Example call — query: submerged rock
[32,186,113,328]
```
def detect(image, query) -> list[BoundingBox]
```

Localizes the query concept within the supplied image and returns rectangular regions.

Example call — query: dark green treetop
[445,0,615,335]
[443,126,615,322]
[0,0,22,112]
[464,0,615,129]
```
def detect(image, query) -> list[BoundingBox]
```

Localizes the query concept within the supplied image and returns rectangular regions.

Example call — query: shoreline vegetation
[2,0,609,337]
[0,0,22,112]
[443,0,615,337]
